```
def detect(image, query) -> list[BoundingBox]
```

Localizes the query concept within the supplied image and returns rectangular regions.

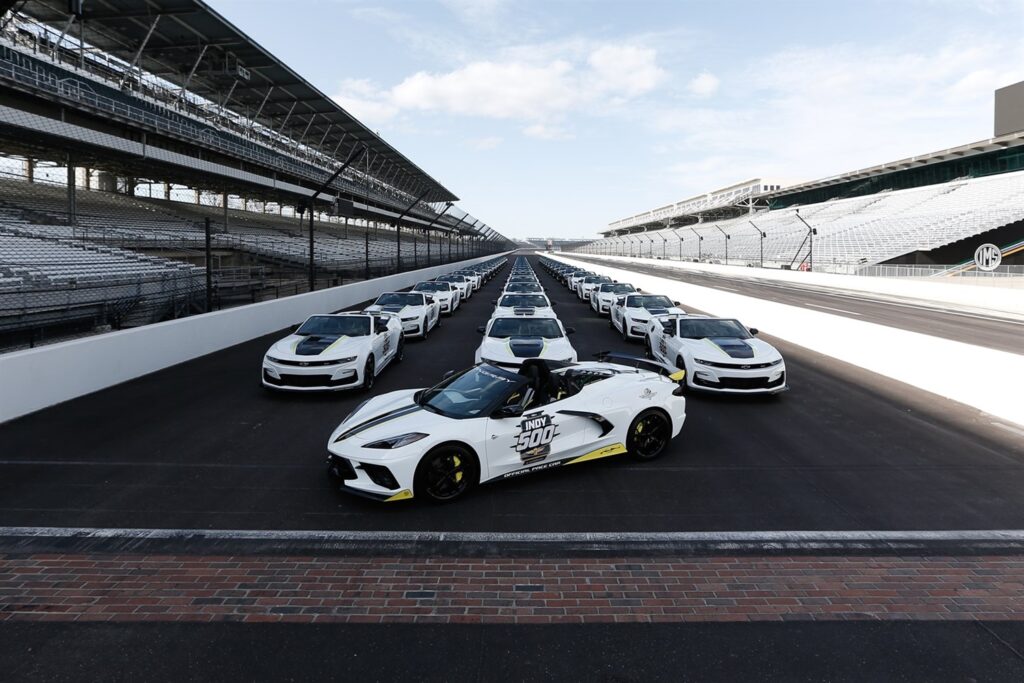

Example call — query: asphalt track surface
[1,254,1022,532]
[4,622,1024,681]
[566,254,1024,354]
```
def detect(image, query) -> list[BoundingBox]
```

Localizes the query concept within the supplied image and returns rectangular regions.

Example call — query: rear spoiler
[593,351,687,394]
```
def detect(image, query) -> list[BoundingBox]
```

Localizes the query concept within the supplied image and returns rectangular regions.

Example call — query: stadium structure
[572,98,1024,275]
[524,237,596,252]
[0,0,512,349]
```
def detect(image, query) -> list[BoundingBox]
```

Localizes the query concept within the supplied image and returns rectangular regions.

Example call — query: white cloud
[333,41,666,139]
[469,136,503,150]
[687,71,720,98]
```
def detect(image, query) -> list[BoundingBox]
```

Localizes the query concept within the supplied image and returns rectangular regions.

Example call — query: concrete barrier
[0,254,508,423]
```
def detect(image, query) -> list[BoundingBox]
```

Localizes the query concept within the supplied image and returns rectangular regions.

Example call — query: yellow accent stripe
[565,442,627,465]
[384,489,414,502]
[322,335,349,353]
[669,370,686,381]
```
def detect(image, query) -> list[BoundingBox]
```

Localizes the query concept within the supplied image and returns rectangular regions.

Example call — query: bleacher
[593,170,1024,269]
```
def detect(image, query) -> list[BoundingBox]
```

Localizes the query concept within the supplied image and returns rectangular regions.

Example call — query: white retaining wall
[0,254,508,423]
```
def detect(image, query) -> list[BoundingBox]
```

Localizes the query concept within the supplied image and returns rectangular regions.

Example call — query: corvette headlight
[693,358,712,365]
[364,433,428,449]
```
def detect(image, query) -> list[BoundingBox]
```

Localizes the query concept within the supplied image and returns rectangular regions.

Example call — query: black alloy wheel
[675,356,689,394]
[362,356,375,391]
[415,445,478,503]
[395,336,405,363]
[627,409,672,461]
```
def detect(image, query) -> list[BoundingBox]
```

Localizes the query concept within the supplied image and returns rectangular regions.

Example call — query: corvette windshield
[375,293,423,306]
[498,295,549,308]
[418,364,527,418]
[627,295,674,309]
[413,282,450,292]
[296,315,370,337]
[677,319,751,339]
[601,283,635,294]
[488,318,563,339]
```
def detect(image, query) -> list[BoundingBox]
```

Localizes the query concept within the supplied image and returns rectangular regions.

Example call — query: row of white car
[324,254,689,503]
[261,258,507,392]
[473,256,579,367]
[540,257,788,395]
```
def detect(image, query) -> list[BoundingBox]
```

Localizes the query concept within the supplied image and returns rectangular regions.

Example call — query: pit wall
[0,253,509,423]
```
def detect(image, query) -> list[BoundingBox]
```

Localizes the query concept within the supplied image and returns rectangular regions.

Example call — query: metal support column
[65,155,76,225]
[688,227,703,261]
[204,218,213,312]
[714,225,730,265]
[794,210,817,272]
[748,220,766,268]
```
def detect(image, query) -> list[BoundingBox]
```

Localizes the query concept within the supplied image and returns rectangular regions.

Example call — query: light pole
[657,231,668,259]
[794,209,817,272]
[748,220,766,268]
[688,227,704,261]
[713,225,730,265]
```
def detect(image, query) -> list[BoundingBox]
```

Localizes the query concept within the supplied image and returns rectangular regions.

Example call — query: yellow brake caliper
[453,455,463,482]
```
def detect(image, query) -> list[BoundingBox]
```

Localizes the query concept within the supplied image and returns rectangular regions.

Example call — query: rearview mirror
[673,301,681,306]
[477,326,486,334]
[749,328,759,335]
[375,322,388,334]
[493,404,524,419]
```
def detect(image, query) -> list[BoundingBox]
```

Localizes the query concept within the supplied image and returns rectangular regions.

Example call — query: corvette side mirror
[749,328,759,335]
[375,322,388,334]
[477,326,486,334]
[493,404,524,419]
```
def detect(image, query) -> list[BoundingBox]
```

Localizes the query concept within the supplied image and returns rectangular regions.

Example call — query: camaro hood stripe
[706,337,755,359]
[295,335,348,356]
[336,404,421,441]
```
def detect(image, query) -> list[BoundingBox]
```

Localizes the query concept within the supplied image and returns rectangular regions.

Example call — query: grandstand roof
[18,0,457,204]
[768,129,1024,199]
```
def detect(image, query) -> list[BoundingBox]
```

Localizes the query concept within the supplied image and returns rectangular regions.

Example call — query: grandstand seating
[590,170,1024,268]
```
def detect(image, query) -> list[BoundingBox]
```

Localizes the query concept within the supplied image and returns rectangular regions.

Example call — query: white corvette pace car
[610,293,685,340]
[263,312,403,391]
[646,314,787,394]
[326,356,687,502]
[365,291,440,338]
[475,316,577,366]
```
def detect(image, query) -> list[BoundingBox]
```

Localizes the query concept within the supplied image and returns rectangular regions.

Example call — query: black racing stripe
[708,337,755,359]
[336,404,422,441]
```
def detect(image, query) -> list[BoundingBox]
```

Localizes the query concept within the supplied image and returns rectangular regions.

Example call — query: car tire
[421,317,430,340]
[626,409,672,461]
[395,336,405,364]
[675,356,689,394]
[414,443,479,503]
[434,313,441,329]
[645,336,654,359]
[361,356,375,391]
[621,320,629,341]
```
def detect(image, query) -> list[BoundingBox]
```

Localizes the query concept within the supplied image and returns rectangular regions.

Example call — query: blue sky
[216,0,1024,238]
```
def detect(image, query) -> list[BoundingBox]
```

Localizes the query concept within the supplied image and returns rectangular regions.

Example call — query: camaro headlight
[769,358,783,366]
[335,356,357,364]
[694,358,712,365]
[265,355,282,364]
[364,433,428,449]
[401,316,418,322]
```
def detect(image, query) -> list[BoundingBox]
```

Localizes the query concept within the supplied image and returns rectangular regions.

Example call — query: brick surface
[1,554,1024,623]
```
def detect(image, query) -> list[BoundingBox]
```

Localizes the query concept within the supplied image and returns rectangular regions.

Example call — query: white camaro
[590,282,637,315]
[646,314,787,394]
[412,281,460,314]
[262,312,403,392]
[502,281,545,295]
[326,357,687,502]
[435,274,473,300]
[490,293,557,319]
[475,316,578,367]
[365,291,440,338]
[577,275,613,301]
[452,270,482,292]
[610,293,685,340]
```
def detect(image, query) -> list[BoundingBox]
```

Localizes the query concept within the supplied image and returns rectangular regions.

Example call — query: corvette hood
[269,334,364,359]
[330,389,428,443]
[682,336,780,361]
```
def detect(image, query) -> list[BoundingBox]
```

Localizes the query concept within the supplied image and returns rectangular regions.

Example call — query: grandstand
[578,119,1024,274]
[0,0,511,349]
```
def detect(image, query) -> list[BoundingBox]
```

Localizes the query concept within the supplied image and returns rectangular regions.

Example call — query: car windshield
[418,364,527,419]
[488,318,563,339]
[296,315,370,337]
[626,295,674,309]
[437,275,466,283]
[375,293,423,306]
[602,283,635,294]
[505,283,541,292]
[498,295,549,307]
[677,318,751,339]
[413,282,449,292]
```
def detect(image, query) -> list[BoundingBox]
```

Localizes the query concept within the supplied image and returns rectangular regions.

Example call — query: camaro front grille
[694,373,785,390]
[700,359,779,370]
[264,370,358,388]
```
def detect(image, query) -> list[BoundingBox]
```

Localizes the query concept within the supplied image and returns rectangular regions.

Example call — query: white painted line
[3,526,1024,544]
[806,303,863,316]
